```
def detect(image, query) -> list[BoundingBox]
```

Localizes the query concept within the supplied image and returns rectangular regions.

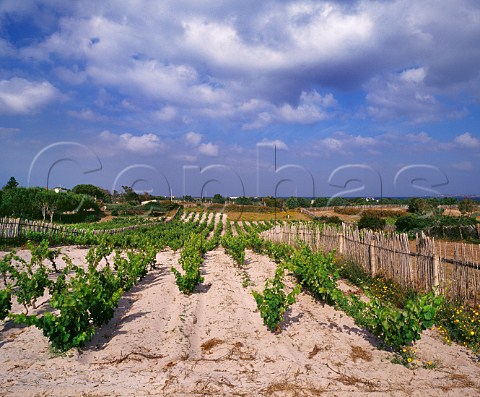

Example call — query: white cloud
[181,131,220,158]
[98,130,165,156]
[453,132,480,149]
[322,137,344,152]
[256,139,288,150]
[243,112,273,130]
[400,67,427,83]
[244,90,337,129]
[184,131,203,147]
[285,2,374,62]
[0,78,59,115]
[198,142,219,157]
[182,19,283,71]
[309,131,381,158]
[365,68,446,123]
[2,0,480,141]
[405,131,433,144]
[154,106,177,122]
[181,3,373,72]
[277,91,337,123]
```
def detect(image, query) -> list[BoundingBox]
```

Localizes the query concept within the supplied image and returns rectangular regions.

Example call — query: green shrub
[395,214,431,233]
[171,234,205,294]
[357,214,386,231]
[252,265,300,332]
[0,288,12,320]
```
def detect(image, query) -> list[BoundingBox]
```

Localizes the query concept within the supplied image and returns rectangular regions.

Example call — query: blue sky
[0,0,479,198]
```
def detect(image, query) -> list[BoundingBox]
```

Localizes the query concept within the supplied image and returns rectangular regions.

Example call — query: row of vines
[0,210,227,351]
[2,212,478,363]
[218,221,465,367]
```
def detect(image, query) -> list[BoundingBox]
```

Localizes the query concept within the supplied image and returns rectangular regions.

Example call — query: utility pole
[274,144,277,222]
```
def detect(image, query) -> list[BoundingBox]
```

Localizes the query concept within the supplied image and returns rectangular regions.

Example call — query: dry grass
[350,345,373,363]
[200,338,224,353]
[263,381,325,396]
[226,210,310,222]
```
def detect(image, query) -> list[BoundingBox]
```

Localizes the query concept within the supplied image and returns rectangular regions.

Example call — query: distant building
[53,187,68,193]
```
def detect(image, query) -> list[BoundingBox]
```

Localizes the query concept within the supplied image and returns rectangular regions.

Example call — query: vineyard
[0,210,479,396]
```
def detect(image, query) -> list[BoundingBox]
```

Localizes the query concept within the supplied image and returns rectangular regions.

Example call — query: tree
[263,196,285,208]
[313,197,329,207]
[395,214,431,233]
[408,198,430,215]
[35,189,96,222]
[458,198,478,216]
[121,186,140,204]
[328,197,349,207]
[285,197,309,209]
[35,189,64,222]
[235,196,253,205]
[212,193,225,204]
[72,184,109,202]
[3,177,18,190]
[0,187,41,218]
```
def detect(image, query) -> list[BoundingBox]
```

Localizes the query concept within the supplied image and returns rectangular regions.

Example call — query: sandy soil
[1,246,479,396]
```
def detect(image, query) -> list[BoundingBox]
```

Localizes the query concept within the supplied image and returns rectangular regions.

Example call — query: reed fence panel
[262,221,480,304]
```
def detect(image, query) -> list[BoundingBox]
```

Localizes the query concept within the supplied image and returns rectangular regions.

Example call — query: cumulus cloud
[0,78,59,115]
[2,0,480,174]
[98,130,166,156]
[453,132,480,149]
[277,91,337,123]
[198,142,219,157]
[244,90,337,129]
[3,0,478,129]
[184,131,203,147]
[404,131,434,144]
[181,131,220,157]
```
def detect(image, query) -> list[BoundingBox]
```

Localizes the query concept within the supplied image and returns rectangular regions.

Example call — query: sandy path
[1,247,479,396]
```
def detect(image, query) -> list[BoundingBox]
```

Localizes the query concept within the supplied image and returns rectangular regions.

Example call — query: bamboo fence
[261,222,480,304]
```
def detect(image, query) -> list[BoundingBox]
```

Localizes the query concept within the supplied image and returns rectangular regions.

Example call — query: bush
[458,198,478,216]
[0,288,12,320]
[357,214,386,231]
[83,214,100,223]
[315,215,342,225]
[395,214,431,233]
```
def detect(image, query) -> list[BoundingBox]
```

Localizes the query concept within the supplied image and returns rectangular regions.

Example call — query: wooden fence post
[338,232,344,255]
[433,255,440,295]
[369,241,376,277]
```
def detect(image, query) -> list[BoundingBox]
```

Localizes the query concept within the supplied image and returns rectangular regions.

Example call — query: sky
[0,0,479,198]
